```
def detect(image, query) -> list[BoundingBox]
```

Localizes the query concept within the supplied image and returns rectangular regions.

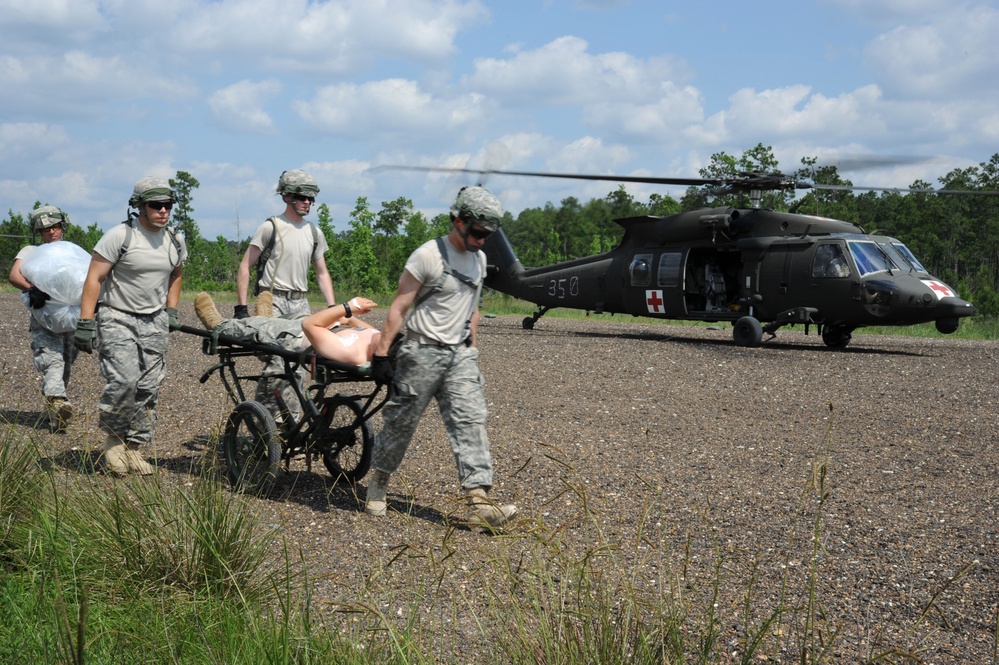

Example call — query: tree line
[3,147,998,316]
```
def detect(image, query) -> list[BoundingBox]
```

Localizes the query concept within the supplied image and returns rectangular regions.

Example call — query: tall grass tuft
[0,427,45,562]
[48,473,288,603]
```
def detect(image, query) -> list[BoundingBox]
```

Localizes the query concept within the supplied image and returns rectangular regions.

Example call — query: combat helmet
[451,186,503,231]
[276,169,319,197]
[129,177,176,207]
[30,205,69,231]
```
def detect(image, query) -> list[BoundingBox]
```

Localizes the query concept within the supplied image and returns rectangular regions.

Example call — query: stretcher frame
[180,324,388,495]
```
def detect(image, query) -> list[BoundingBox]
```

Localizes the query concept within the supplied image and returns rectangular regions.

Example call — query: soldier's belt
[268,289,308,300]
[406,331,471,348]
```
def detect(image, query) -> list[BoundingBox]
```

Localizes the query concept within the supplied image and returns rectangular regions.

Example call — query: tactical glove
[166,307,181,331]
[74,318,97,354]
[370,355,395,385]
[27,286,51,309]
[234,304,249,319]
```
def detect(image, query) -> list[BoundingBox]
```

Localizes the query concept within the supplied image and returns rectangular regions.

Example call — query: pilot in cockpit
[813,244,851,278]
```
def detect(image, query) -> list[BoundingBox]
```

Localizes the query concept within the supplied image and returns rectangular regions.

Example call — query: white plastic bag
[19,241,91,334]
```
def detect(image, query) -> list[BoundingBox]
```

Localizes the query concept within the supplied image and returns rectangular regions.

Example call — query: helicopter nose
[933,295,976,320]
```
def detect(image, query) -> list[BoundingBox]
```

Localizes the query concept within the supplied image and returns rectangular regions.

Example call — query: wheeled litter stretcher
[179,323,388,496]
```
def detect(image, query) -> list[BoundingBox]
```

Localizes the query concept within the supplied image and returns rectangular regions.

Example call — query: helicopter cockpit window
[890,243,928,273]
[812,244,851,278]
[630,253,654,287]
[848,240,899,277]
[657,252,682,287]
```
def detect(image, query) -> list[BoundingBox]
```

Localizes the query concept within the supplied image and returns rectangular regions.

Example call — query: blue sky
[2,0,997,240]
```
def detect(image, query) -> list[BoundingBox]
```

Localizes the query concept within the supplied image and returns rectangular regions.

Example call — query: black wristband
[343,301,352,318]
[327,302,337,308]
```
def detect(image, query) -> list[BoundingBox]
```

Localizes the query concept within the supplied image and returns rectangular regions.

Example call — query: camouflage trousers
[215,316,304,352]
[373,339,493,489]
[29,317,78,398]
[96,306,170,446]
[254,293,311,423]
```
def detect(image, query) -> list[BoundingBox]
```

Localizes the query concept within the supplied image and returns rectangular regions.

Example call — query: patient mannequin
[194,292,381,366]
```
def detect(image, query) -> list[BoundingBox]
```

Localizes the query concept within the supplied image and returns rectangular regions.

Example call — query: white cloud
[865,5,999,99]
[465,36,692,107]
[0,0,106,49]
[0,52,198,119]
[293,79,487,143]
[0,123,70,164]
[169,0,488,73]
[208,80,283,133]
[582,81,704,143]
[685,84,887,151]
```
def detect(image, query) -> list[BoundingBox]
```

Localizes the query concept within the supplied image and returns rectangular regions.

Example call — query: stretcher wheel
[319,396,373,483]
[223,400,282,495]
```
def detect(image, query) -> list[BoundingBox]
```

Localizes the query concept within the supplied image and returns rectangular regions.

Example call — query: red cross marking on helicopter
[924,280,954,299]
[646,290,665,313]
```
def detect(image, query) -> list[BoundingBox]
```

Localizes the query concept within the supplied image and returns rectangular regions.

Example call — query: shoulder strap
[254,217,279,296]
[118,216,182,268]
[408,237,482,329]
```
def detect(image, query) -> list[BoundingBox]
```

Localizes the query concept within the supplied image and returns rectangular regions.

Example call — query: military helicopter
[377,166,992,348]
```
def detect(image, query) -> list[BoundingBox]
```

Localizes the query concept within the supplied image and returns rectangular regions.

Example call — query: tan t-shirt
[95,222,187,314]
[249,214,328,292]
[404,237,484,346]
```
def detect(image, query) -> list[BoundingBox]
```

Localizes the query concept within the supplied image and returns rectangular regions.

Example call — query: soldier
[75,177,187,476]
[8,206,79,432]
[365,186,518,533]
[234,169,336,424]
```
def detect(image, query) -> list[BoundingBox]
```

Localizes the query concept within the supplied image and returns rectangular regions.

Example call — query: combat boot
[102,435,129,476]
[464,487,518,534]
[195,292,223,330]
[123,442,155,476]
[364,470,391,516]
[255,290,274,317]
[44,396,73,433]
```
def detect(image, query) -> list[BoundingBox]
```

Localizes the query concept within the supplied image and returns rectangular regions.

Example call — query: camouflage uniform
[30,318,78,399]
[373,186,503,490]
[88,177,187,450]
[216,312,307,352]
[366,186,516,529]
[244,170,330,422]
[13,208,80,431]
[377,340,493,488]
[253,293,311,422]
[96,306,170,446]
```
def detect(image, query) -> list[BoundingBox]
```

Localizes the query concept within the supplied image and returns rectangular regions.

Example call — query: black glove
[27,286,51,309]
[166,307,181,331]
[234,304,249,319]
[371,355,395,385]
[74,318,97,354]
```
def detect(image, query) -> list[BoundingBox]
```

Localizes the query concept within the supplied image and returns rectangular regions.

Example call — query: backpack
[253,217,319,296]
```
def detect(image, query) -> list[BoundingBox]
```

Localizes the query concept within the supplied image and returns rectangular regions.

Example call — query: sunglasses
[465,225,492,240]
[292,193,315,203]
[147,201,173,211]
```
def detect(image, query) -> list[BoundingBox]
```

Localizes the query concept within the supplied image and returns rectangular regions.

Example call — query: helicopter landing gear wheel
[733,316,763,347]
[319,396,373,484]
[522,316,535,330]
[223,400,282,496]
[821,324,854,348]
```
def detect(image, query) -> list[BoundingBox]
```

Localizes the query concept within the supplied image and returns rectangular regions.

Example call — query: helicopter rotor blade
[370,164,999,197]
[369,164,720,188]
[808,182,999,196]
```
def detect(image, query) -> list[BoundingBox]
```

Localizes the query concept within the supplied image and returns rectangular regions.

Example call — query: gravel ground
[1,291,997,662]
